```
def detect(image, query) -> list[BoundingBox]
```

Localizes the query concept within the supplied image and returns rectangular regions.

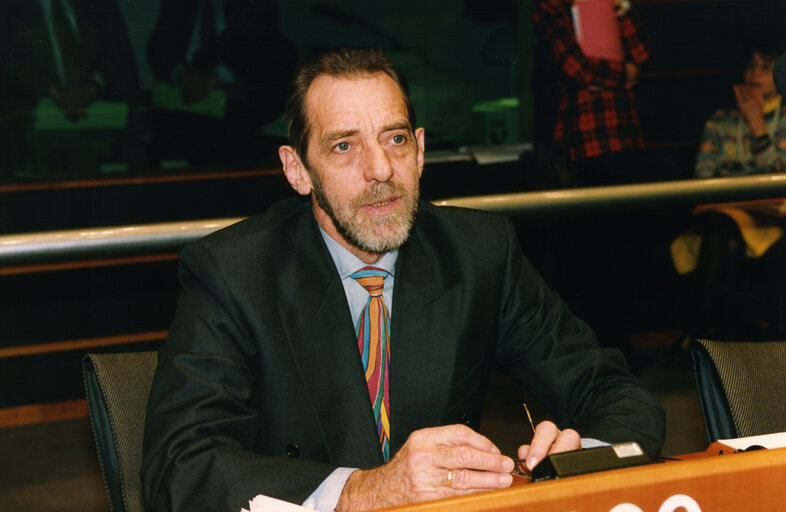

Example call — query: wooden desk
[383,446,786,511]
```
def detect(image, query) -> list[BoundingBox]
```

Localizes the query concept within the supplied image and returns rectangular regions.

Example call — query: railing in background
[4,173,786,269]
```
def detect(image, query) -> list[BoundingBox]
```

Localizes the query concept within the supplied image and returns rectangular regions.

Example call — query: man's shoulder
[418,201,509,231]
[415,201,512,252]
[194,197,311,253]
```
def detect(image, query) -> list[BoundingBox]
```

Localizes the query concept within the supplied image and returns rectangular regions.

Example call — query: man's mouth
[369,197,395,207]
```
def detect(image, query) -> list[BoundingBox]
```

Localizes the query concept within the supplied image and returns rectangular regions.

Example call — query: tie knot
[350,267,388,297]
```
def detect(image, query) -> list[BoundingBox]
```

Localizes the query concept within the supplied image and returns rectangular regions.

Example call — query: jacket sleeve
[492,219,666,457]
[141,242,335,512]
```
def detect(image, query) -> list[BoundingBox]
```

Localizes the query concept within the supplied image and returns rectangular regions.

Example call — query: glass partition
[0,0,531,183]
[1,1,785,187]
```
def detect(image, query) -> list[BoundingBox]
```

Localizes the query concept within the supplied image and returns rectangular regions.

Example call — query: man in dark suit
[142,47,665,511]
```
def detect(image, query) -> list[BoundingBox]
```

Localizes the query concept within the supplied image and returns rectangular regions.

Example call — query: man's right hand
[335,424,514,511]
[177,67,218,104]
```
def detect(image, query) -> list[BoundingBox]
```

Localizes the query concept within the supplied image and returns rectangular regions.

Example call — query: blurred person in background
[533,0,649,187]
[147,0,297,167]
[695,40,786,178]
[0,0,140,175]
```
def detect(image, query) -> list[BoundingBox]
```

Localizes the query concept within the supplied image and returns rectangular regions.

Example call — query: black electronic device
[531,442,654,482]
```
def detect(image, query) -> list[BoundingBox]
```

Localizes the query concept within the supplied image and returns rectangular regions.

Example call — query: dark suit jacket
[142,198,665,511]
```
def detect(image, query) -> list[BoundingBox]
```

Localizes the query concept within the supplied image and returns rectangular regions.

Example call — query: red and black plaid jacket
[533,0,649,161]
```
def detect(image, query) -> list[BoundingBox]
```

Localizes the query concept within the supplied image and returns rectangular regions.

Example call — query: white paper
[241,494,309,512]
[467,143,533,165]
[717,431,786,450]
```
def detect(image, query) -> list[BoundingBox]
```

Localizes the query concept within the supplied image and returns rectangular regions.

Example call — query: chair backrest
[691,339,786,443]
[83,351,158,512]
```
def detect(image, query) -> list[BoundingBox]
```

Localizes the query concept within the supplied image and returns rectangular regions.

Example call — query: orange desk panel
[383,447,786,512]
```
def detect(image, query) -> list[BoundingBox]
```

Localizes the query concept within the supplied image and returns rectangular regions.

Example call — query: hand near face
[516,420,581,473]
[734,84,768,137]
[335,425,514,511]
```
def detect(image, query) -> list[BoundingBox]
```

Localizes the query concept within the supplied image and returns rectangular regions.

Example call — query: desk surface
[382,445,786,512]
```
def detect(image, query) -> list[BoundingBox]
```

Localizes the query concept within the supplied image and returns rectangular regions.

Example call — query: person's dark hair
[284,47,416,169]
[740,37,786,70]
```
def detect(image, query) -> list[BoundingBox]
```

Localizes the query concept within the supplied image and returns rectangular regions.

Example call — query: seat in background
[82,351,157,512]
[691,339,786,443]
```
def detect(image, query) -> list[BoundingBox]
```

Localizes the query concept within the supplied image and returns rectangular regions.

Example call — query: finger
[449,468,513,491]
[524,421,560,470]
[517,443,530,461]
[441,443,514,474]
[549,428,581,455]
[434,424,502,454]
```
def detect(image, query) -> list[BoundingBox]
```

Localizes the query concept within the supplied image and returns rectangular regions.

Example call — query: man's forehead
[304,72,409,128]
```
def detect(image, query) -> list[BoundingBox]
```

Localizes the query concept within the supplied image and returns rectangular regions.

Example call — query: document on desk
[717,431,786,450]
[241,494,308,511]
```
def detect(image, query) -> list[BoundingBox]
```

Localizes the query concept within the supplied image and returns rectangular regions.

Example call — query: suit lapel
[277,215,383,468]
[389,228,462,453]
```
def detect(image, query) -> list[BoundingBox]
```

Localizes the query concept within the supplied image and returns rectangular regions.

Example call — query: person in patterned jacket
[695,40,786,178]
[533,0,649,186]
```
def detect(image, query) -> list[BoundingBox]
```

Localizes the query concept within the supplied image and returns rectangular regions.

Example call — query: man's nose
[363,142,394,183]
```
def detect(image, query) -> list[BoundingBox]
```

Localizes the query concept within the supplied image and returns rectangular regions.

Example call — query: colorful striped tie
[350,266,391,461]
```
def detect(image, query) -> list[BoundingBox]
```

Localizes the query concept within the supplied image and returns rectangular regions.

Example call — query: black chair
[691,339,786,443]
[82,351,158,512]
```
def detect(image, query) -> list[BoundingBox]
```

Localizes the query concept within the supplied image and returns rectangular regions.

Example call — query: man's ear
[415,127,425,177]
[279,145,313,196]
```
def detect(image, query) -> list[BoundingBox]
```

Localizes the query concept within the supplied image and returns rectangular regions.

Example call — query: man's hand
[734,84,768,137]
[516,421,580,472]
[335,425,514,511]
[50,81,99,121]
[624,62,639,89]
[177,67,218,104]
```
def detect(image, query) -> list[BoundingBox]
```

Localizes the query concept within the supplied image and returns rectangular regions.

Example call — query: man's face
[299,72,425,257]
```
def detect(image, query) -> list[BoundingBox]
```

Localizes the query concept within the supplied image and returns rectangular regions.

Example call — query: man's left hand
[335,424,514,511]
[50,81,99,121]
[517,421,581,472]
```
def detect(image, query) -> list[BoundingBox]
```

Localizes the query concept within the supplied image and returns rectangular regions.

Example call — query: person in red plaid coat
[533,0,649,186]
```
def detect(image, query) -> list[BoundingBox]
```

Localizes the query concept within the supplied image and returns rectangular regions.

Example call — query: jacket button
[460,414,471,426]
[286,443,300,457]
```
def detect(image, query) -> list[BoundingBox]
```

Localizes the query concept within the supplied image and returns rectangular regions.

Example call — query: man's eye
[392,134,405,144]
[335,142,350,152]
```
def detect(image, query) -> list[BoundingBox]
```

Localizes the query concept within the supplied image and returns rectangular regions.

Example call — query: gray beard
[310,173,419,254]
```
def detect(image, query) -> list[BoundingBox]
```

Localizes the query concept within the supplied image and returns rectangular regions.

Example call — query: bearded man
[142,47,665,512]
